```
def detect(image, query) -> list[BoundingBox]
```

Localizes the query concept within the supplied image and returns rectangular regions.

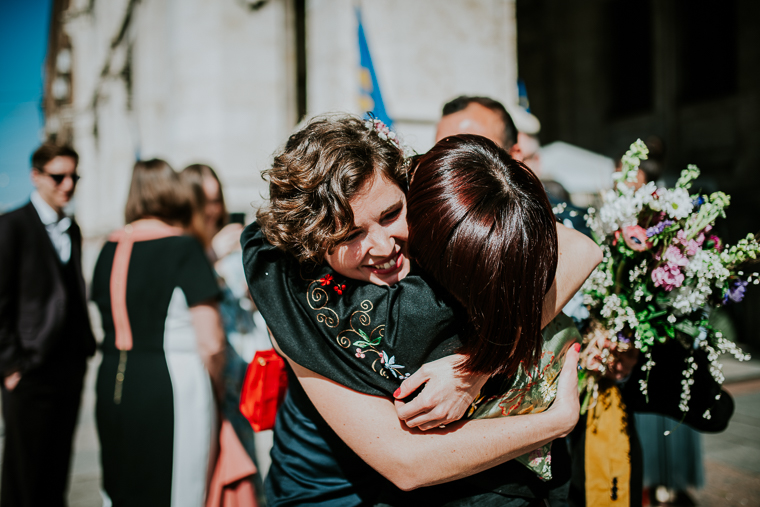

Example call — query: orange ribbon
[108,219,183,351]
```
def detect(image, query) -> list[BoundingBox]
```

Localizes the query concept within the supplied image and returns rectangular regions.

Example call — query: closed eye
[342,229,363,244]
[381,205,402,224]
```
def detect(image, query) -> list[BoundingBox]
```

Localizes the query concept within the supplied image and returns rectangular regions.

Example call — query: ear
[508,143,523,161]
[30,168,41,188]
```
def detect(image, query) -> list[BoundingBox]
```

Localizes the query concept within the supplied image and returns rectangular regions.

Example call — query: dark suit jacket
[0,202,96,376]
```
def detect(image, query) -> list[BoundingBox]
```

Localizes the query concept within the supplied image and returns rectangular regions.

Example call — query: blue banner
[356,8,393,127]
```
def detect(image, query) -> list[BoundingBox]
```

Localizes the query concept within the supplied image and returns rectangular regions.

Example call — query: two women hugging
[243,114,602,505]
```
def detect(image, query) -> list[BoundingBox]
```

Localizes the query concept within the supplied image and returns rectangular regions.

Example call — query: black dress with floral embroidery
[242,223,572,506]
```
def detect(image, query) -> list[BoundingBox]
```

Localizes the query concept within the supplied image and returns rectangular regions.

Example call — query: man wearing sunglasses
[0,143,96,506]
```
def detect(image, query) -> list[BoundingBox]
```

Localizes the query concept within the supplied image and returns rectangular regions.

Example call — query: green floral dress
[468,313,581,481]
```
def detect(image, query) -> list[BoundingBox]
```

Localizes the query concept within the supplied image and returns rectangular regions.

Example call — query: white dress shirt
[30,191,72,264]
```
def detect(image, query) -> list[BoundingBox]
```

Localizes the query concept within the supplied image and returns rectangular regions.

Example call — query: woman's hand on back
[394,354,488,431]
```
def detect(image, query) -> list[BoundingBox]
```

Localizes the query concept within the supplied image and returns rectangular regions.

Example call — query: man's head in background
[435,96,522,159]
[30,143,80,215]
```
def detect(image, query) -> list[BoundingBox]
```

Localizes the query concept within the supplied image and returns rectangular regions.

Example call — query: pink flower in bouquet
[676,230,704,256]
[652,262,685,290]
[622,225,652,251]
[707,235,723,252]
[662,245,688,266]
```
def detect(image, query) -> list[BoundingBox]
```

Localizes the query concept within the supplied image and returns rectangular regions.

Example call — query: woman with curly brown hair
[243,114,601,505]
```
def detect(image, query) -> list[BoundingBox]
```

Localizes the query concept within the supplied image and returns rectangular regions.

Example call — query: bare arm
[190,301,226,400]
[277,335,581,491]
[541,222,602,327]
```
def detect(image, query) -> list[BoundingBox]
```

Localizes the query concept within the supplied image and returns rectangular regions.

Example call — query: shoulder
[242,222,296,276]
[172,233,205,250]
[0,203,38,244]
[241,222,268,257]
[147,234,206,255]
[149,235,211,269]
[0,202,35,227]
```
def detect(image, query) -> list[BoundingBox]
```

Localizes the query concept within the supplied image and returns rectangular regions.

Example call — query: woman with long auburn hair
[243,114,601,505]
[407,134,560,377]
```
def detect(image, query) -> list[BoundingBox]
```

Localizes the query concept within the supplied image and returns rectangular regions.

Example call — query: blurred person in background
[181,164,268,502]
[91,159,225,506]
[181,165,270,358]
[435,95,521,157]
[517,131,572,204]
[435,95,589,236]
[0,143,96,507]
[614,135,665,191]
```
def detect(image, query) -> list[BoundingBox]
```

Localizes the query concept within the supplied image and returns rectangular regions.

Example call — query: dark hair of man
[441,96,518,150]
[181,164,229,231]
[257,114,407,264]
[407,134,558,377]
[31,143,79,170]
[124,159,194,227]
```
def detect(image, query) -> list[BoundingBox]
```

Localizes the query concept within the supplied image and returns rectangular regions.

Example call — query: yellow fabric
[585,383,631,505]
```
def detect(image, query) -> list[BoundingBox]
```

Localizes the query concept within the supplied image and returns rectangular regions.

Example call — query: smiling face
[31,155,78,215]
[324,173,411,286]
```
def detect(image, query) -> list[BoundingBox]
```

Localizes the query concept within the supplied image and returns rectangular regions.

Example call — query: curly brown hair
[257,114,407,263]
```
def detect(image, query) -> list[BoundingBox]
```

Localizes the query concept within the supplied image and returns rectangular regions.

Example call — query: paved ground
[698,378,760,506]
[1,353,759,506]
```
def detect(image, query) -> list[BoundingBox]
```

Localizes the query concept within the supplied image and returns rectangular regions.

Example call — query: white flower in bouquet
[650,187,694,219]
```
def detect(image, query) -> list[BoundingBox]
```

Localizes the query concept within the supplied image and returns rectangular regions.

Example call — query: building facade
[44,0,521,273]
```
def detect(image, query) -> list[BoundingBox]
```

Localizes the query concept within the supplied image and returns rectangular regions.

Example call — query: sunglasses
[36,168,81,186]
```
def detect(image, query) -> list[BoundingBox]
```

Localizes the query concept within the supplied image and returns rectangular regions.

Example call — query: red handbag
[239,349,289,432]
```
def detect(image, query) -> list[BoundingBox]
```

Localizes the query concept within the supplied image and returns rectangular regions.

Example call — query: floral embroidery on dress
[381,350,410,379]
[305,272,340,328]
[493,349,559,416]
[303,269,409,380]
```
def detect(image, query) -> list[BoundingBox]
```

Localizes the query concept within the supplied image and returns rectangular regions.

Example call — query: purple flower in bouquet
[646,219,674,238]
[723,280,749,304]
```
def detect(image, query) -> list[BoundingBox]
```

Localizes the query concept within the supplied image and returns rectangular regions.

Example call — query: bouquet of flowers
[579,139,759,417]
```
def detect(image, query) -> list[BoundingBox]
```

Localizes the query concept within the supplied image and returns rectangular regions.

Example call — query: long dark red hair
[407,135,558,376]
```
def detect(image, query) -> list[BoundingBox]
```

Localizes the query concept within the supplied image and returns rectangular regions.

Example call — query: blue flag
[356,8,393,127]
